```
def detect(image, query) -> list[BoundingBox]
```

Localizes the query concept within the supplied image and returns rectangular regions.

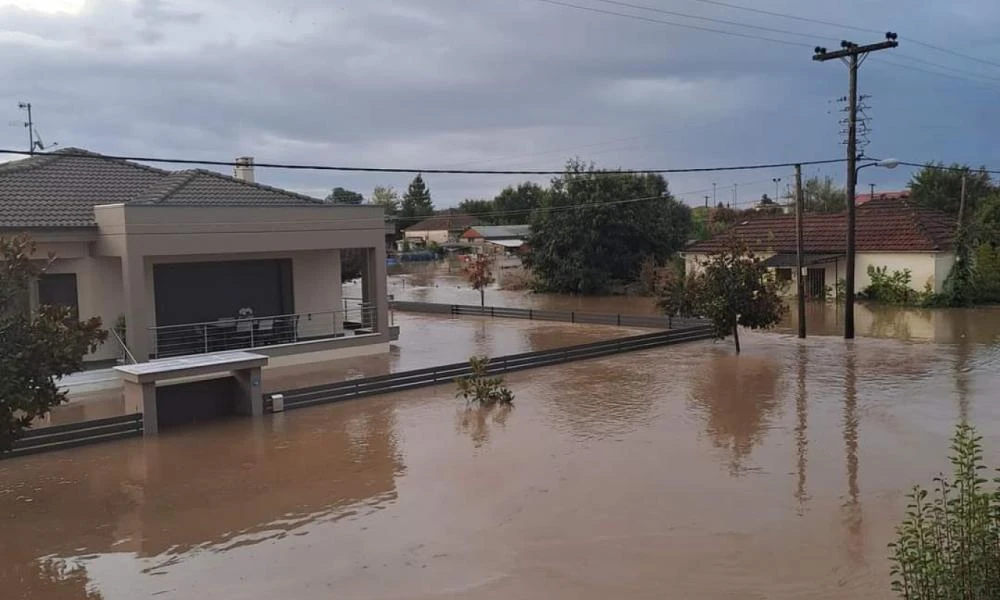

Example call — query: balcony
[148,304,386,359]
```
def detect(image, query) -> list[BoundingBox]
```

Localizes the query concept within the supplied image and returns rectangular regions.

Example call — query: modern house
[461,224,531,255]
[684,198,957,298]
[0,149,392,365]
[402,213,477,246]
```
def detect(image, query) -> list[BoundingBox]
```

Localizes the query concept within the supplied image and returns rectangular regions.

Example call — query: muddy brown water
[4,264,1000,598]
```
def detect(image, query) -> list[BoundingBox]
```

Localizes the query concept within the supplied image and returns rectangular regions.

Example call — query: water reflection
[456,403,513,448]
[795,344,809,510]
[843,346,864,564]
[4,557,103,600]
[1,401,404,597]
[689,349,783,475]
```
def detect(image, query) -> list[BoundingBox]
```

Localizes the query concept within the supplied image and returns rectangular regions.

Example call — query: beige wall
[683,251,951,294]
[44,256,124,362]
[292,249,343,338]
[404,229,449,245]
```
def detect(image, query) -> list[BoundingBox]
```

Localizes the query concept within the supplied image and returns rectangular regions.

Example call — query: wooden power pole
[813,34,898,339]
[795,164,806,339]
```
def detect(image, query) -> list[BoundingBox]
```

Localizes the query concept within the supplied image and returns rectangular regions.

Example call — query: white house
[402,213,477,246]
[683,198,957,299]
[0,149,394,365]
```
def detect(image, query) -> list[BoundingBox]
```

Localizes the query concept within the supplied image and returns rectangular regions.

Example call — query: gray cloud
[1,0,998,206]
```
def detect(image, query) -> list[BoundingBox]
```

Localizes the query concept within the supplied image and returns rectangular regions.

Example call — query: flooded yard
[4,325,1000,598]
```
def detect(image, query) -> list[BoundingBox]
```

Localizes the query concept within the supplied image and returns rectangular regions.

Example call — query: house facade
[402,213,477,246]
[460,224,530,255]
[0,149,392,364]
[683,199,957,299]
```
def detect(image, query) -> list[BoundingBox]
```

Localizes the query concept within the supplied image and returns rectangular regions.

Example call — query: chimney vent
[234,156,255,183]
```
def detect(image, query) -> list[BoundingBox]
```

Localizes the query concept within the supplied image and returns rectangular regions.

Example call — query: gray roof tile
[0,148,325,228]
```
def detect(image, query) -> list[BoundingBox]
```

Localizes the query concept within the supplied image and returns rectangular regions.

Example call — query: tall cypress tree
[400,174,434,228]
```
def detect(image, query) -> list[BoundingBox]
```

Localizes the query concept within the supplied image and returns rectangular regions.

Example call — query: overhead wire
[0,148,846,175]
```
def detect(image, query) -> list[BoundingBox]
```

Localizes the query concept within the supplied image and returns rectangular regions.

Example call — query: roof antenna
[17,102,58,154]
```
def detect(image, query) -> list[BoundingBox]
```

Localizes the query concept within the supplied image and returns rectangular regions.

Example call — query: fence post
[617,314,621,326]
[204,327,209,354]
[571,311,575,323]
[250,320,255,348]
[529,308,533,320]
[491,306,495,317]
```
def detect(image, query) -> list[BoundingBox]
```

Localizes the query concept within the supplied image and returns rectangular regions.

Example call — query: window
[38,273,79,315]
[775,268,793,283]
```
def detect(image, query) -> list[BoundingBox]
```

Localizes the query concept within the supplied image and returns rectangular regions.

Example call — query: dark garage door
[154,259,293,326]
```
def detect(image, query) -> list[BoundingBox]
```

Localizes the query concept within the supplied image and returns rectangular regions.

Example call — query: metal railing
[110,327,137,365]
[149,305,378,358]
[3,414,143,459]
[389,301,705,330]
[268,323,715,412]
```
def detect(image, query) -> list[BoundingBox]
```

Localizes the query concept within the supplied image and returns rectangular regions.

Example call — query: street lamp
[843,157,900,339]
[772,177,782,203]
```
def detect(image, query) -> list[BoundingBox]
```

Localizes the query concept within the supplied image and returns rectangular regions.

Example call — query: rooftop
[0,148,326,228]
[404,213,477,232]
[462,224,531,239]
[685,198,956,255]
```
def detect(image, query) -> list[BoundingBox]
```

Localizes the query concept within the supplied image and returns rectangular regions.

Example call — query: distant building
[683,198,957,298]
[855,190,910,206]
[461,224,531,255]
[402,213,477,246]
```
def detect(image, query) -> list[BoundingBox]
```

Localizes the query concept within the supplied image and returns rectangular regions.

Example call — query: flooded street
[4,263,1000,598]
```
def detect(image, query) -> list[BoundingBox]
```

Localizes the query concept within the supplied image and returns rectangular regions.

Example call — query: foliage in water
[464,254,495,307]
[889,424,1000,599]
[455,356,514,407]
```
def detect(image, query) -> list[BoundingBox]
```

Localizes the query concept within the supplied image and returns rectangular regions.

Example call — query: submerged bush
[889,424,1000,599]
[455,356,514,407]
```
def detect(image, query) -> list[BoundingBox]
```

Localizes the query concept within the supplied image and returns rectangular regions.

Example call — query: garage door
[153,259,293,326]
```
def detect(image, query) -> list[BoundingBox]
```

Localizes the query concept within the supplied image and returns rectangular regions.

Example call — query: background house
[402,213,477,246]
[683,198,956,298]
[0,149,392,364]
[461,224,531,256]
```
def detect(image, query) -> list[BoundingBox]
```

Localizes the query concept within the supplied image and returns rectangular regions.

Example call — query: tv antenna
[17,102,58,154]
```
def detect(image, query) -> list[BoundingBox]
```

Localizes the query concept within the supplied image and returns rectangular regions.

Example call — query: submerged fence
[4,413,143,459]
[268,323,715,412]
[389,300,705,329]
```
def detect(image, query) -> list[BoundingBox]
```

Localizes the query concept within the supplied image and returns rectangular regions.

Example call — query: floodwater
[4,262,1000,598]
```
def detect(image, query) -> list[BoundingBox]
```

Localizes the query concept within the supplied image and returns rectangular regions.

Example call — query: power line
[870,57,1000,88]
[0,148,846,175]
[530,0,814,48]
[898,161,1000,175]
[891,53,1000,84]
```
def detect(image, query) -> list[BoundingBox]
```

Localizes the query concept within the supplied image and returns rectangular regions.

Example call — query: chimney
[234,156,255,183]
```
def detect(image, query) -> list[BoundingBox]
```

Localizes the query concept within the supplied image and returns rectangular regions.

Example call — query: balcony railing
[149,305,378,359]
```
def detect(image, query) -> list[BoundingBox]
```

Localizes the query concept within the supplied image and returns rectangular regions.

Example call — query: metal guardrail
[149,306,378,358]
[389,300,705,330]
[3,414,143,459]
[267,324,715,412]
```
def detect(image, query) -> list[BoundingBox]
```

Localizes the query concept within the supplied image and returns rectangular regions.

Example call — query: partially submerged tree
[464,253,495,307]
[667,240,785,353]
[456,356,514,407]
[656,262,703,327]
[492,182,547,224]
[0,235,107,452]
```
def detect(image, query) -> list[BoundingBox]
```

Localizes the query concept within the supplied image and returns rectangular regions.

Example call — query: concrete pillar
[123,380,158,434]
[233,367,264,417]
[361,246,388,333]
[121,253,153,361]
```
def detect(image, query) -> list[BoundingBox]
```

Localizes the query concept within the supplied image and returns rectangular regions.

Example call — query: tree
[0,235,107,452]
[656,262,702,326]
[908,163,992,217]
[464,253,495,307]
[370,185,400,216]
[457,199,495,223]
[399,174,434,229]
[524,159,692,294]
[492,182,547,224]
[801,176,846,213]
[326,187,364,205]
[456,356,514,407]
[673,239,785,353]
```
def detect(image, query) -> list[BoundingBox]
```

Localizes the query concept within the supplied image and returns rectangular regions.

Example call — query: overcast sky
[2,0,999,208]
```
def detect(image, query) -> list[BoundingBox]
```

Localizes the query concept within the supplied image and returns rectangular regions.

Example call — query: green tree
[370,185,400,216]
[0,235,107,452]
[457,198,496,223]
[326,187,364,204]
[908,163,992,217]
[464,253,495,307]
[524,159,692,294]
[801,176,846,213]
[492,182,547,224]
[456,356,514,407]
[400,174,434,229]
[674,239,785,353]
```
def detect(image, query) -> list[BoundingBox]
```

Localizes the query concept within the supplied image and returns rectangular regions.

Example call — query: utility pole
[869,183,875,201]
[813,33,898,340]
[18,102,34,154]
[958,174,967,226]
[704,195,709,209]
[712,182,717,206]
[795,164,806,339]
[773,177,782,205]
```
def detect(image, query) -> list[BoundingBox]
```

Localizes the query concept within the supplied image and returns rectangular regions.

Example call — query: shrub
[889,424,1000,598]
[455,356,514,407]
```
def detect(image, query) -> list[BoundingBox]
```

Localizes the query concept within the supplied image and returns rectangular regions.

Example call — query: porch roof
[762,253,843,268]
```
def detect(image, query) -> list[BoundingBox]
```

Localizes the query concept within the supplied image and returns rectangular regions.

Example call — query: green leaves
[888,424,1000,599]
[455,356,514,407]
[399,174,434,229]
[0,235,108,451]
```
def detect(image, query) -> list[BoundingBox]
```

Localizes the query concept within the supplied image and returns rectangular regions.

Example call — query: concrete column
[123,380,158,434]
[361,246,388,333]
[121,253,153,361]
[233,367,264,417]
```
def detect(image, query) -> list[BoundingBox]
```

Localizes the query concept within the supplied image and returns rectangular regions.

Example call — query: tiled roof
[855,190,910,206]
[0,148,324,228]
[405,213,477,232]
[462,224,531,239]
[686,198,957,255]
